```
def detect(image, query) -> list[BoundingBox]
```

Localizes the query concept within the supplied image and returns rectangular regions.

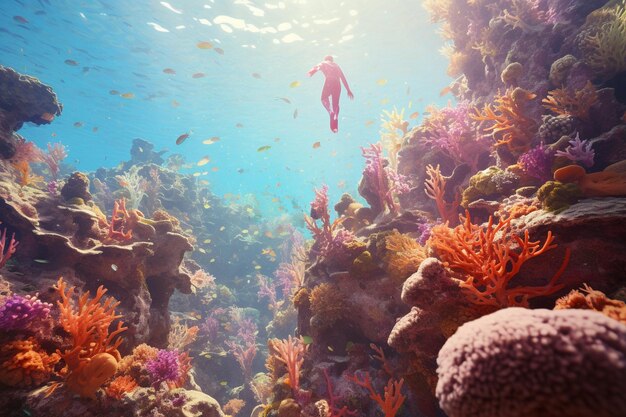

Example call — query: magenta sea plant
[555,133,595,168]
[0,293,52,332]
[0,227,18,269]
[361,143,410,215]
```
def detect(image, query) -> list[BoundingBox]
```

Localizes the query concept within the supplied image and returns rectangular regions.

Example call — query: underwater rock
[0,170,192,348]
[0,66,62,159]
[511,197,626,297]
[436,308,626,417]
[129,138,166,167]
[60,171,93,202]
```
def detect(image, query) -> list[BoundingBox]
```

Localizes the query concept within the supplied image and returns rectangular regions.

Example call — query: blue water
[1,0,450,219]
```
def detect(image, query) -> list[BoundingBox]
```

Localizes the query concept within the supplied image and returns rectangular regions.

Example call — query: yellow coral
[542,81,598,121]
[582,2,626,80]
[0,338,59,387]
[383,230,427,282]
[380,107,408,171]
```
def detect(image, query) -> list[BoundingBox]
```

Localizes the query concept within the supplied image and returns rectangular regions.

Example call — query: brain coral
[436,308,626,417]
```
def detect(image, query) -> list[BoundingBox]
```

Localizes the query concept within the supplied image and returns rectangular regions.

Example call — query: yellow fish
[289,80,301,88]
[203,137,220,145]
[257,145,271,152]
[312,141,321,149]
[121,92,134,99]
[197,41,213,49]
[377,79,388,86]
[197,156,210,166]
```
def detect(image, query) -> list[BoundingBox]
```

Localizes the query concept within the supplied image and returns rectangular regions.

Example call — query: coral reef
[436,308,626,417]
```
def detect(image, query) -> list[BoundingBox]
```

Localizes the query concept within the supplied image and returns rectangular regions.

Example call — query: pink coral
[436,308,626,417]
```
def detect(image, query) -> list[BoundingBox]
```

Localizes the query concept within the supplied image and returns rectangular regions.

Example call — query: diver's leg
[331,89,341,132]
[321,82,333,116]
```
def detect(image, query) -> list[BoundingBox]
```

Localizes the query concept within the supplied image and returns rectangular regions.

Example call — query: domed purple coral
[436,308,626,417]
[0,293,52,332]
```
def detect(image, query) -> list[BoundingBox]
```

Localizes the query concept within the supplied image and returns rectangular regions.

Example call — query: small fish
[214,47,224,55]
[251,73,261,79]
[276,97,291,104]
[197,156,210,166]
[13,16,28,24]
[409,111,419,119]
[364,120,374,126]
[289,80,300,88]
[196,41,213,49]
[211,167,219,172]
[312,141,321,149]
[236,123,243,128]
[163,68,176,74]
[92,127,98,132]
[254,265,261,270]
[203,238,212,244]
[293,109,298,119]
[257,145,271,152]
[202,137,220,145]
[176,133,190,145]
[219,226,225,231]
[64,59,79,66]
[111,264,118,271]
[198,248,206,254]
[109,90,120,95]
[121,92,134,99]
[439,85,452,96]
[33,259,49,264]
[377,79,388,86]
[192,72,205,78]
[274,137,280,142]
[171,100,180,107]
[73,121,83,128]
[301,335,313,344]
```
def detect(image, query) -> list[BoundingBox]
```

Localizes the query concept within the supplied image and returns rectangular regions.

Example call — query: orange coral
[428,212,569,307]
[11,161,45,188]
[105,375,138,400]
[309,283,348,327]
[542,81,598,121]
[555,284,626,325]
[169,350,193,389]
[223,398,246,416]
[0,337,59,387]
[472,88,537,155]
[54,277,127,398]
[269,335,308,396]
[346,372,405,417]
[424,164,460,225]
[383,230,428,282]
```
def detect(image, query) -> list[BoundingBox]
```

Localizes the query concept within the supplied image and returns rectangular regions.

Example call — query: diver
[307,55,354,133]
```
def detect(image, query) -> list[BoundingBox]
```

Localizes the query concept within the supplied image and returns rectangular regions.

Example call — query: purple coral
[436,308,626,417]
[518,143,555,182]
[361,143,409,214]
[0,293,52,332]
[146,349,181,387]
[555,133,595,168]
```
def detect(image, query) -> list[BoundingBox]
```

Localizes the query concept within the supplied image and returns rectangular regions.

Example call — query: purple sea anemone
[0,293,52,332]
[555,133,595,168]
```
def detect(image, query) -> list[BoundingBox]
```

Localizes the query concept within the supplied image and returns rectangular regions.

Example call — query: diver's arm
[307,63,321,77]
[340,69,354,99]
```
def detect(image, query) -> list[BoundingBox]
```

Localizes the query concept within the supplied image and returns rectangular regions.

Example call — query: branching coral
[145,349,181,388]
[268,335,308,397]
[383,230,428,282]
[380,107,409,170]
[54,277,126,398]
[0,227,19,268]
[41,142,67,180]
[361,143,410,215]
[105,375,138,399]
[420,101,487,169]
[424,164,460,225]
[554,133,595,167]
[428,212,569,307]
[0,337,59,387]
[542,81,598,121]
[346,372,406,417]
[472,88,537,155]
